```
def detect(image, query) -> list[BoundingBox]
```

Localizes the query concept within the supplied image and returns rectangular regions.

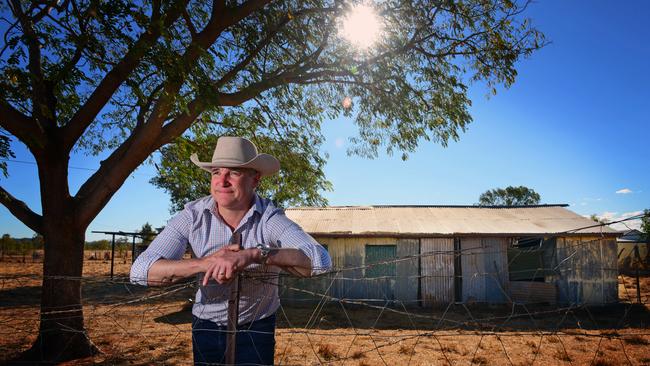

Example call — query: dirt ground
[1,255,649,365]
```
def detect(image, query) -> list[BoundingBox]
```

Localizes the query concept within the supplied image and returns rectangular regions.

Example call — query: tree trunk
[19,152,99,362]
[21,215,99,362]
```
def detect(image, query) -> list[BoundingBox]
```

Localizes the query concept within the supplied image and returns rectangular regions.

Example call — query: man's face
[210,167,260,211]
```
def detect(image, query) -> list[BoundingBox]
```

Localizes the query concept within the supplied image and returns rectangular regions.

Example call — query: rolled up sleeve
[266,210,332,276]
[129,210,192,286]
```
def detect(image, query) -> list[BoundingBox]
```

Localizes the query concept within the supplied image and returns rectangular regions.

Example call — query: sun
[340,4,382,50]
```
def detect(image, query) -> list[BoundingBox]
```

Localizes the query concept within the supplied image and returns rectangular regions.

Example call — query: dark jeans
[192,314,276,365]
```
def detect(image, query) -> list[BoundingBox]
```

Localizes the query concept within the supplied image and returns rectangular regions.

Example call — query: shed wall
[279,234,618,307]
[279,237,400,304]
[420,238,455,305]
[618,242,648,272]
[554,237,618,304]
[396,239,419,304]
[461,237,509,303]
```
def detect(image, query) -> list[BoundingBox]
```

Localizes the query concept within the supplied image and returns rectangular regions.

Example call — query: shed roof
[285,204,618,237]
[617,229,645,243]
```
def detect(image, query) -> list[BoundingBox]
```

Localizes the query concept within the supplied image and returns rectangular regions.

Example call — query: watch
[256,244,272,264]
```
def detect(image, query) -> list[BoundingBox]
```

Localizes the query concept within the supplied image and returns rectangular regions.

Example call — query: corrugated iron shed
[285,204,618,237]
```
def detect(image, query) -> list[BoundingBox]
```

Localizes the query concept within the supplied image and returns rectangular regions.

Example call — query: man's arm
[200,246,312,285]
[264,248,312,277]
[147,258,206,286]
[145,243,313,286]
[264,209,332,277]
[130,207,194,286]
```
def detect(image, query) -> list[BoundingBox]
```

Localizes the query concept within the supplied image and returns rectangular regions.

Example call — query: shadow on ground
[277,301,650,332]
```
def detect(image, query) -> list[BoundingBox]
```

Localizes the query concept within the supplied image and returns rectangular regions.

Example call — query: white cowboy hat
[190,136,280,176]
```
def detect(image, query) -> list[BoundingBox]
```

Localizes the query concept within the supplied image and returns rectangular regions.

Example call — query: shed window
[365,245,396,278]
[508,237,556,281]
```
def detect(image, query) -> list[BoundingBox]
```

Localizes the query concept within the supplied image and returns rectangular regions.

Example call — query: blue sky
[1,0,648,241]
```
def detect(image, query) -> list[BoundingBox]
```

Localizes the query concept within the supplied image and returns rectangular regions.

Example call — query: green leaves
[1,0,545,207]
[152,84,333,210]
[477,186,542,206]
[0,131,15,178]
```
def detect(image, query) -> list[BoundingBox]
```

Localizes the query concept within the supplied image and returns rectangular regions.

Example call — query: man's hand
[201,244,255,285]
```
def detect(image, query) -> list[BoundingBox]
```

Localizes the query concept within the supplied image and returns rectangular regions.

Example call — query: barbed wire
[0,216,649,365]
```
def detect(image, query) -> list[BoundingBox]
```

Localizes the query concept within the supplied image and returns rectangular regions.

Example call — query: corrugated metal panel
[327,237,398,302]
[421,238,454,306]
[285,205,617,237]
[461,238,485,302]
[482,237,509,303]
[365,245,396,277]
[554,237,619,305]
[509,281,556,303]
[460,237,509,303]
[396,239,419,304]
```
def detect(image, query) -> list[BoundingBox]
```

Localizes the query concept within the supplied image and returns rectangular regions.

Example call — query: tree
[152,132,332,211]
[478,185,541,206]
[139,222,156,246]
[0,0,544,361]
[1,233,14,259]
[589,214,608,225]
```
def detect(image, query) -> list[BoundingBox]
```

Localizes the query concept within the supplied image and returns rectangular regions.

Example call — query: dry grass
[546,335,560,343]
[440,343,459,354]
[2,260,650,365]
[554,349,572,362]
[398,343,415,356]
[525,340,538,348]
[472,355,489,365]
[592,358,618,366]
[601,330,620,337]
[623,335,648,345]
[317,343,337,360]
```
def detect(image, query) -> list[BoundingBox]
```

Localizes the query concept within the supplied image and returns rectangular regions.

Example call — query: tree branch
[0,185,43,233]
[74,0,319,228]
[8,0,54,131]
[61,0,187,151]
[0,99,44,150]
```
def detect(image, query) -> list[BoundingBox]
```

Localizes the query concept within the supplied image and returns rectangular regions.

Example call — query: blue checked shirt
[130,195,331,325]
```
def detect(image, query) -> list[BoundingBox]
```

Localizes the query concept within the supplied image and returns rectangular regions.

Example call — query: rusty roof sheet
[284,205,617,237]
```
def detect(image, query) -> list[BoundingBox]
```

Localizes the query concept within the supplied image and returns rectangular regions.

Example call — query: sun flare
[340,4,382,50]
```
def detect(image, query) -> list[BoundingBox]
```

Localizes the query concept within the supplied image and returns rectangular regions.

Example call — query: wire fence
[0,218,649,365]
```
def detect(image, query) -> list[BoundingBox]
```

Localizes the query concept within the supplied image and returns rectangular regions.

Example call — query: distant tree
[85,240,111,250]
[32,234,44,249]
[139,222,156,246]
[478,186,541,206]
[1,233,13,258]
[589,214,608,225]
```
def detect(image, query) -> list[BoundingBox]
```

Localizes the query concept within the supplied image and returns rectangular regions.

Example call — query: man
[130,136,331,365]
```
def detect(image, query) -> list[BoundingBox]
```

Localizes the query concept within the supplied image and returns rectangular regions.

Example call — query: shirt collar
[204,194,263,225]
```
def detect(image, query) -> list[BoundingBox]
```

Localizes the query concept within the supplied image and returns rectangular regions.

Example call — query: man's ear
[252,172,261,188]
